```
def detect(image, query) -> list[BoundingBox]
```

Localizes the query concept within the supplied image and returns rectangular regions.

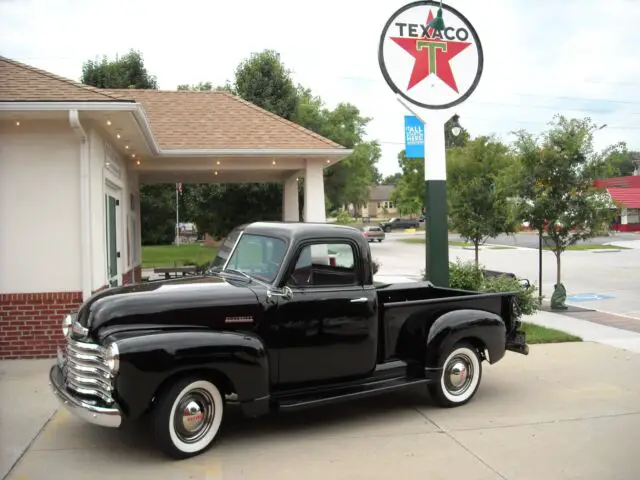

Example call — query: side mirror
[267,286,293,301]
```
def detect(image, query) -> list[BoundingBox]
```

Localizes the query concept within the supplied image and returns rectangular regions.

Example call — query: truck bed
[375,280,517,363]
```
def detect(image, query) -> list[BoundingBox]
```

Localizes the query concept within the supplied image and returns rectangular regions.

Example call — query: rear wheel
[153,377,224,459]
[428,342,482,408]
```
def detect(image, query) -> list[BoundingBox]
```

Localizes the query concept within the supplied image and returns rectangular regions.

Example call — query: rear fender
[106,329,270,420]
[424,309,507,368]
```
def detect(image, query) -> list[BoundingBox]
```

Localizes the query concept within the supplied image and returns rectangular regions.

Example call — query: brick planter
[0,291,82,359]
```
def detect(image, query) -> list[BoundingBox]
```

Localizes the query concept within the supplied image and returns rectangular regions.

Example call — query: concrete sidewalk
[525,310,640,354]
[4,342,640,479]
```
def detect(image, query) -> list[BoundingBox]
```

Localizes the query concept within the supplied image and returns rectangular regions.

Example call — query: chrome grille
[62,338,115,405]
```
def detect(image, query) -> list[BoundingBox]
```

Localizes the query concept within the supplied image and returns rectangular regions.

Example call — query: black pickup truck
[50,222,529,459]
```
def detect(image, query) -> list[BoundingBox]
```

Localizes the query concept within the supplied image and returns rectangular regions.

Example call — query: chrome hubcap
[173,388,215,443]
[444,354,474,395]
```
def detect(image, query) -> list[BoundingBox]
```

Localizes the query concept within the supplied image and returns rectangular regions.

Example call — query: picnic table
[153,266,198,279]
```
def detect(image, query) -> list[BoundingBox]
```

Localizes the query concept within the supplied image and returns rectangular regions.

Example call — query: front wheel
[153,377,225,459]
[427,343,482,408]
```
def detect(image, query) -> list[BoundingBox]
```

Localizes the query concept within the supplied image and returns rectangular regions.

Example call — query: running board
[275,376,430,412]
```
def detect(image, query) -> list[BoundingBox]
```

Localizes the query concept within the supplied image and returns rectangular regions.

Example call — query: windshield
[211,231,287,283]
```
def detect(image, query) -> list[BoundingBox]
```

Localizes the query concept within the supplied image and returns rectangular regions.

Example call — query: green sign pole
[423,115,449,286]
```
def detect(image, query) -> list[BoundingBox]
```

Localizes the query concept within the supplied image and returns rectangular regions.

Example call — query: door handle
[350,297,368,303]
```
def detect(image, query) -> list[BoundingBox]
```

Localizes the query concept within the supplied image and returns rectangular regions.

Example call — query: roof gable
[369,185,395,201]
[0,56,128,102]
[105,89,343,150]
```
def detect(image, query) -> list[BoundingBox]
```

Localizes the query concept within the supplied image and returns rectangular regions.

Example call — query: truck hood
[76,275,261,336]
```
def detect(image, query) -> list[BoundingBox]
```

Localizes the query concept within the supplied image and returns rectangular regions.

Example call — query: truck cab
[49,221,528,459]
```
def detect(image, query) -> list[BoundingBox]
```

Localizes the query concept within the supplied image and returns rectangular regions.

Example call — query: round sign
[378,0,484,110]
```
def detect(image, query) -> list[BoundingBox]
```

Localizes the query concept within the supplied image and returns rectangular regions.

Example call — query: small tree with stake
[513,115,619,309]
[447,136,519,266]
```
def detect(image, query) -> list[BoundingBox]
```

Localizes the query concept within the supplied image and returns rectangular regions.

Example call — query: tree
[447,136,519,265]
[177,81,213,91]
[184,183,283,238]
[81,49,158,89]
[512,115,619,308]
[603,149,640,177]
[390,150,423,216]
[232,49,299,120]
[380,172,402,185]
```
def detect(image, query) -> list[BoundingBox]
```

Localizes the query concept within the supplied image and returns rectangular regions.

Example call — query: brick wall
[0,292,83,359]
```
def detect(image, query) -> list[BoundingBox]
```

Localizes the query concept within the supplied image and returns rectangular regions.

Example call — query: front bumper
[49,365,122,428]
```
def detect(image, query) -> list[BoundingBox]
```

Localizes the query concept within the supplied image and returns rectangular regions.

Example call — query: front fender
[107,329,270,420]
[425,309,507,368]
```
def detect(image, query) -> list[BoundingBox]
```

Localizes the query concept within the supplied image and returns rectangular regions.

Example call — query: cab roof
[241,221,364,243]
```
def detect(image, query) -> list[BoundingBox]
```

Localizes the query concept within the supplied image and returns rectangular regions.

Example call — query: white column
[282,174,299,222]
[303,159,326,223]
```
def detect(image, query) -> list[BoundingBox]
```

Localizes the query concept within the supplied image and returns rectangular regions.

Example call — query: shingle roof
[0,56,129,102]
[0,56,347,151]
[105,89,344,150]
[607,187,640,208]
[369,185,396,201]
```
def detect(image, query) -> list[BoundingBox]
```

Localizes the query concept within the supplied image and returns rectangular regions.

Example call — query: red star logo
[390,10,471,93]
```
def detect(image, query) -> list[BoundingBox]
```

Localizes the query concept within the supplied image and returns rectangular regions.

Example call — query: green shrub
[429,259,540,317]
[335,209,353,225]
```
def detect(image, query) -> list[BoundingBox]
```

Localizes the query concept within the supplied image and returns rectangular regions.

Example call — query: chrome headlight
[61,314,73,337]
[104,342,120,373]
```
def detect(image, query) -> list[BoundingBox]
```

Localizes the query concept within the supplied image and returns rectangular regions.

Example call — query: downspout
[69,110,93,300]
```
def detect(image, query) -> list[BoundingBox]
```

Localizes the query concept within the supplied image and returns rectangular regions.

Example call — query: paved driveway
[375,234,640,320]
[3,342,640,480]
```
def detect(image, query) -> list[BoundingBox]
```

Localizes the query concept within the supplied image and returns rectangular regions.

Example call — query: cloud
[1,0,639,175]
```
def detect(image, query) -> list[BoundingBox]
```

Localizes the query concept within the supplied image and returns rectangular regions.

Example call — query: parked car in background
[362,225,386,242]
[379,217,420,232]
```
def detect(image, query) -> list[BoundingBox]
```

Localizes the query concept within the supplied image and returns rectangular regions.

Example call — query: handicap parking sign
[567,293,614,302]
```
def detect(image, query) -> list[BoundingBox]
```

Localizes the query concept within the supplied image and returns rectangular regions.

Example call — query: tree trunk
[474,242,479,266]
[555,251,562,285]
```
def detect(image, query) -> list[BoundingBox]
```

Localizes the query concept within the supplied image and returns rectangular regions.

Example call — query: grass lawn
[521,322,582,344]
[399,238,472,247]
[141,244,219,268]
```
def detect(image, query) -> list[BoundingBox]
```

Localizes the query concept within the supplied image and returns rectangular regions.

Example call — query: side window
[287,242,358,287]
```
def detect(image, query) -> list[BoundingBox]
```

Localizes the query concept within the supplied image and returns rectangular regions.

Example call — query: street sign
[404,115,424,158]
[567,293,615,302]
[378,0,484,110]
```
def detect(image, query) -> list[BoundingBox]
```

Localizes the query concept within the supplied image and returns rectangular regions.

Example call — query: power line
[8,55,640,102]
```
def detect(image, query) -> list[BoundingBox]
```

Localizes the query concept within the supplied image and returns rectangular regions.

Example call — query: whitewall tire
[428,343,483,408]
[153,377,224,459]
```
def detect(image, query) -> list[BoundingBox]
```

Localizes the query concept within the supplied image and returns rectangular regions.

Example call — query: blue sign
[404,115,424,158]
[567,293,615,302]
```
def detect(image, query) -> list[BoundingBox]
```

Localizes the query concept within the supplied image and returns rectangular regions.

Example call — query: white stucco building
[0,56,351,359]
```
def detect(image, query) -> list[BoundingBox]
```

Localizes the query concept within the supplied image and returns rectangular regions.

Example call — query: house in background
[0,56,351,359]
[347,184,397,218]
[594,176,640,231]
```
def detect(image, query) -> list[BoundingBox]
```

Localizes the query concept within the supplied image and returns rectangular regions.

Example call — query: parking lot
[2,342,639,480]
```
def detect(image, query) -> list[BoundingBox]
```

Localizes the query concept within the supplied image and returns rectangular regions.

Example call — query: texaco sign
[378,1,483,110]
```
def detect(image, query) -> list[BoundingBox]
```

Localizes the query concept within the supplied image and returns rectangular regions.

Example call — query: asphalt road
[446,231,640,249]
[373,232,640,320]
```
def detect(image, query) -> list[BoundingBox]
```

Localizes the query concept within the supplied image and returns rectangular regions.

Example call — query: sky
[1,0,639,175]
